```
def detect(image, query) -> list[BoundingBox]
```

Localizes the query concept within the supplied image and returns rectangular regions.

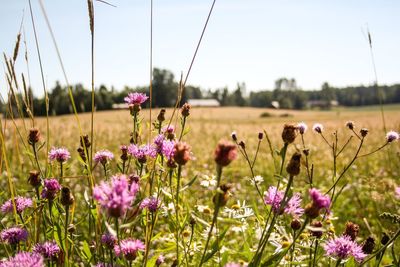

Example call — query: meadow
[1,104,399,266]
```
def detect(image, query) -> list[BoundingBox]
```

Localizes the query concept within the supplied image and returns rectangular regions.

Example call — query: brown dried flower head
[286,152,302,176]
[214,140,237,167]
[282,124,298,144]
[181,103,191,117]
[173,142,191,165]
[28,128,41,145]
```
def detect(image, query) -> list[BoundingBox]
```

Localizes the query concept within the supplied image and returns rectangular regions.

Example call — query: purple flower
[94,150,114,165]
[264,186,284,213]
[395,186,400,199]
[312,123,323,134]
[153,134,165,154]
[101,233,117,249]
[124,92,149,105]
[297,122,308,134]
[1,196,33,214]
[264,186,304,216]
[156,255,165,266]
[114,238,145,261]
[41,179,61,200]
[1,227,28,245]
[48,147,70,163]
[161,140,175,160]
[93,174,139,217]
[162,125,175,134]
[128,144,157,164]
[0,252,44,267]
[33,241,60,260]
[285,193,304,217]
[309,188,331,210]
[323,235,366,262]
[140,197,160,212]
[386,131,399,143]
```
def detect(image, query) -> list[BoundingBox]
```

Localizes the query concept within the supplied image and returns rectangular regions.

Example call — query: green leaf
[180,175,198,192]
[82,240,92,262]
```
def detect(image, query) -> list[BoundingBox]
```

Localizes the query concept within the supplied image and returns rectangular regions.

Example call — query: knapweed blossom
[140,197,161,212]
[264,186,304,216]
[33,241,61,260]
[153,134,165,154]
[124,92,148,105]
[93,174,139,217]
[101,233,117,249]
[1,196,32,214]
[128,144,157,164]
[323,235,366,263]
[305,188,331,218]
[41,179,61,200]
[48,147,70,163]
[1,227,28,245]
[94,150,114,165]
[297,122,308,134]
[114,238,145,261]
[0,252,44,267]
[386,131,399,143]
[161,140,175,160]
[312,123,323,134]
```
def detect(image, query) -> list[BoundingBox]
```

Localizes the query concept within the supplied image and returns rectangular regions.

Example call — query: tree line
[3,68,400,116]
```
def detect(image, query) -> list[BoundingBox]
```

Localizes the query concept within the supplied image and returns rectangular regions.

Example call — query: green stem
[175,164,183,265]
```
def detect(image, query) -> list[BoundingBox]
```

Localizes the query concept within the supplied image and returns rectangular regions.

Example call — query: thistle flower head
[28,128,41,145]
[386,131,399,143]
[312,123,323,134]
[0,252,44,267]
[48,147,71,163]
[282,124,298,144]
[101,233,117,249]
[41,179,61,200]
[309,188,331,210]
[33,241,61,261]
[323,235,366,263]
[28,170,41,187]
[114,238,145,261]
[161,140,175,160]
[153,134,165,154]
[140,197,161,212]
[93,174,139,217]
[124,92,148,105]
[346,121,354,130]
[181,103,191,117]
[94,150,114,165]
[297,122,308,134]
[128,144,157,164]
[214,140,237,167]
[1,196,32,214]
[264,186,304,216]
[1,227,28,245]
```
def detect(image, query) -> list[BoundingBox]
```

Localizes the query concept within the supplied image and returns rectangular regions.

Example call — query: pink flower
[33,241,60,261]
[312,123,323,133]
[94,150,114,165]
[264,186,304,216]
[48,147,71,163]
[0,252,44,267]
[297,122,308,134]
[114,238,145,261]
[124,92,149,105]
[140,197,161,212]
[41,179,61,200]
[93,174,139,217]
[128,144,157,164]
[161,140,175,160]
[1,197,32,214]
[285,193,304,217]
[309,188,331,210]
[323,235,366,262]
[1,227,28,245]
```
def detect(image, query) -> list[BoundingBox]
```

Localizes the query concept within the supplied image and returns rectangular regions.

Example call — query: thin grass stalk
[148,0,153,143]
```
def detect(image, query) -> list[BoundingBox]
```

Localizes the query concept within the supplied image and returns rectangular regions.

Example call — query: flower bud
[120,145,129,161]
[80,135,91,149]
[258,132,263,140]
[282,124,297,144]
[360,128,369,137]
[291,219,301,230]
[304,203,320,219]
[28,128,40,145]
[157,109,166,122]
[181,103,191,117]
[286,152,301,176]
[214,140,237,167]
[362,237,375,254]
[173,142,191,165]
[346,121,354,130]
[238,141,245,149]
[344,221,359,241]
[60,187,75,206]
[231,132,237,142]
[28,170,41,187]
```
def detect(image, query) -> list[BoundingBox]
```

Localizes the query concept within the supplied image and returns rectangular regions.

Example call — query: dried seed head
[360,128,369,137]
[258,132,264,140]
[28,128,40,145]
[77,147,86,162]
[304,203,320,219]
[362,237,375,254]
[282,124,298,144]
[173,142,191,165]
[344,221,359,241]
[60,187,75,206]
[238,141,245,149]
[291,219,302,230]
[381,232,390,245]
[346,121,354,130]
[214,140,237,167]
[157,109,166,122]
[120,145,129,161]
[231,131,237,142]
[28,170,41,187]
[181,103,191,117]
[286,152,301,176]
[80,135,91,149]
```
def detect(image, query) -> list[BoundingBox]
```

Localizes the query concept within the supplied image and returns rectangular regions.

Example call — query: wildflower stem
[199,164,222,266]
[175,164,183,264]
[335,259,341,267]
[59,162,63,184]
[109,248,114,267]
[178,116,186,141]
[32,143,43,177]
[301,134,312,186]
[357,142,388,158]
[64,205,69,265]
[312,240,318,267]
[279,143,288,175]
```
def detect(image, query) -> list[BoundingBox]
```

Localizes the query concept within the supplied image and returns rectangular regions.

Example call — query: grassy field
[1,105,400,266]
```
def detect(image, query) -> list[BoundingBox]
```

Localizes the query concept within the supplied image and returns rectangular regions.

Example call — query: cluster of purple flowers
[323,235,366,262]
[94,150,114,165]
[41,179,61,200]
[48,147,71,163]
[1,196,32,214]
[263,186,304,217]
[128,144,157,163]
[114,238,145,261]
[0,227,28,245]
[140,197,161,212]
[93,174,139,217]
[0,252,44,267]
[33,241,61,261]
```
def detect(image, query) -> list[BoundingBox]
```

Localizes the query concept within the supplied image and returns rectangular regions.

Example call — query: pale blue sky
[1,1,399,97]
